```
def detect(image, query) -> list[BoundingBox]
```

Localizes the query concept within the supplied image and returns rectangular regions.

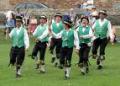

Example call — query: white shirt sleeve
[107,21,114,40]
[24,29,30,49]
[37,26,49,40]
[76,27,79,32]
[92,21,96,30]
[9,29,14,38]
[33,26,38,36]
[50,25,53,30]
[74,30,80,50]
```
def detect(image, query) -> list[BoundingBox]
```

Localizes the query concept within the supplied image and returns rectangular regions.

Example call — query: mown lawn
[0,30,120,86]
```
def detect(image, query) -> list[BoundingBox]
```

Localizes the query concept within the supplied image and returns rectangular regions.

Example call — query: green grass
[0,30,120,86]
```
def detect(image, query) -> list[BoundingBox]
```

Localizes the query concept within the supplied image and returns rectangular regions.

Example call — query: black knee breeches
[60,47,73,67]
[32,41,47,61]
[9,46,25,66]
[79,43,90,64]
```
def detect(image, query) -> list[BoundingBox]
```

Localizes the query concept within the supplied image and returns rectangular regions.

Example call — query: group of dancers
[8,10,115,79]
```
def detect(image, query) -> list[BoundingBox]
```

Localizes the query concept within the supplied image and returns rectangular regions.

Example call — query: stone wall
[0,0,120,10]
[8,0,82,9]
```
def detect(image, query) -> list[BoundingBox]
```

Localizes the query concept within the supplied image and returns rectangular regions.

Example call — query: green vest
[34,24,48,42]
[78,26,91,44]
[52,21,64,34]
[11,27,25,48]
[94,20,109,39]
[62,29,74,48]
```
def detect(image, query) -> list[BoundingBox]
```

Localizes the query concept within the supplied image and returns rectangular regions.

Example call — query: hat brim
[92,15,98,17]
[64,21,72,26]
[40,16,47,19]
[99,12,107,16]
[16,19,22,22]
[55,15,62,18]
[40,17,47,19]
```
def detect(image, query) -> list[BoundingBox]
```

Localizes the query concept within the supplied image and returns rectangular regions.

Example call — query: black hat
[81,16,89,23]
[16,16,22,22]
[54,13,62,18]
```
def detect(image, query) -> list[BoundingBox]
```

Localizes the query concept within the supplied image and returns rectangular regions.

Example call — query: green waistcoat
[11,27,25,48]
[34,24,48,42]
[94,20,109,39]
[78,26,91,44]
[52,21,64,34]
[62,29,74,48]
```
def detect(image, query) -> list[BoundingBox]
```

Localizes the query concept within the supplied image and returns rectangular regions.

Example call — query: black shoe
[64,76,70,80]
[51,57,55,63]
[54,62,58,67]
[64,71,67,79]
[97,65,103,70]
[40,70,46,73]
[31,56,35,59]
[86,67,89,73]
[78,63,83,68]
[92,54,97,59]
[16,74,22,78]
[81,71,85,75]
[28,54,35,59]
[35,64,39,69]
[97,60,100,65]
[58,65,63,69]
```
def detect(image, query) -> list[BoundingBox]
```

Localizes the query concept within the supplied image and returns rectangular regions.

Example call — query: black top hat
[16,16,22,21]
[54,13,62,18]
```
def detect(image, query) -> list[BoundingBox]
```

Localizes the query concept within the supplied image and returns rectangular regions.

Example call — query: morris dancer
[92,10,114,69]
[9,16,29,78]
[31,15,49,73]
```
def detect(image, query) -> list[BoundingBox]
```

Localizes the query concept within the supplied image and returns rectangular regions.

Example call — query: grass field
[0,30,120,86]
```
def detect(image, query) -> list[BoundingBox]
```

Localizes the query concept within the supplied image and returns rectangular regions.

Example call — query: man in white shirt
[9,16,29,78]
[92,10,114,69]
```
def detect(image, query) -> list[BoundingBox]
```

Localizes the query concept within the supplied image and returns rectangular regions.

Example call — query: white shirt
[33,24,49,41]
[9,26,29,49]
[5,10,15,20]
[92,19,114,40]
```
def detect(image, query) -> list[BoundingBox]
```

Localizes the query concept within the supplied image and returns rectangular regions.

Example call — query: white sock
[52,48,56,57]
[80,67,85,73]
[52,54,56,58]
[40,65,45,72]
[100,61,103,66]
[17,69,21,75]
[66,67,71,77]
